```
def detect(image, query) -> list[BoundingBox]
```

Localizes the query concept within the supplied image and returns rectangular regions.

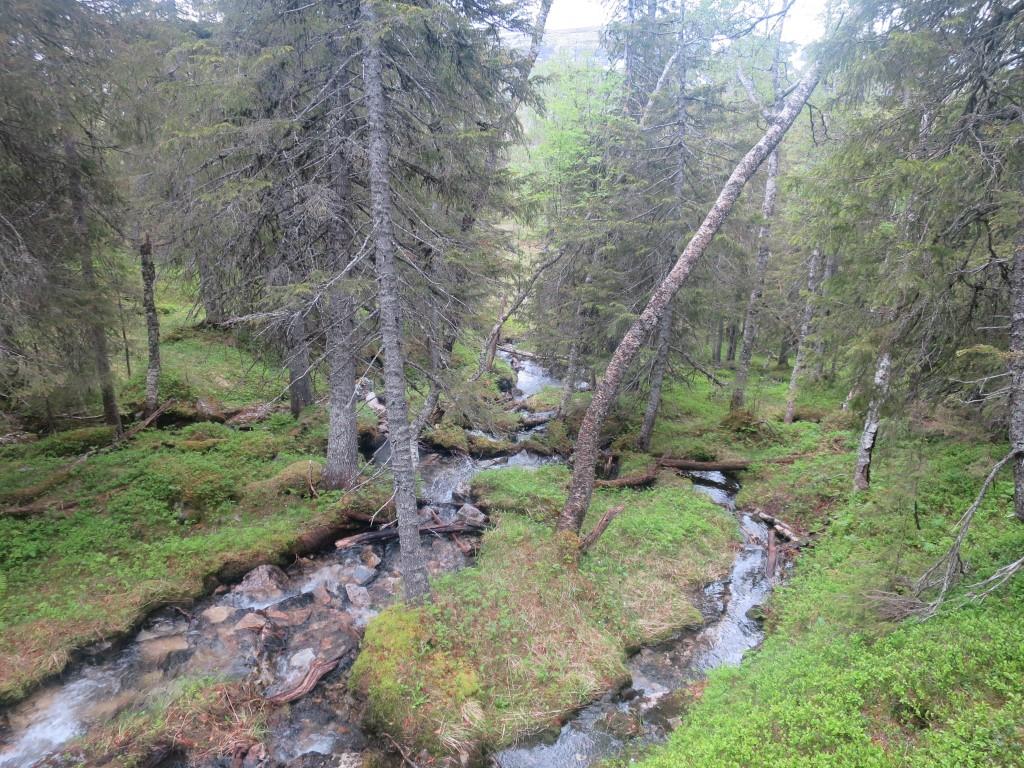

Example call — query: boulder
[456,503,486,525]
[232,564,290,607]
[344,583,371,609]
[360,546,381,569]
[351,564,377,586]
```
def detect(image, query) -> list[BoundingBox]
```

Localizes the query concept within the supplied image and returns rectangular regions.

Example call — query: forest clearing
[0,0,1022,766]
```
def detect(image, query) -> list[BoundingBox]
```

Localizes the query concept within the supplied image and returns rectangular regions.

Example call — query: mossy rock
[246,460,323,499]
[154,454,241,511]
[351,606,481,756]
[423,422,469,453]
[720,408,779,443]
[467,434,514,458]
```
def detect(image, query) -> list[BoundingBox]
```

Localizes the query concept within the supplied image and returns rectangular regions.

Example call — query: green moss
[467,433,514,458]
[423,421,470,453]
[471,464,569,520]
[24,426,117,458]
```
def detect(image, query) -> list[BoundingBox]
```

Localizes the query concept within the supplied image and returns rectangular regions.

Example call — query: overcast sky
[544,0,828,47]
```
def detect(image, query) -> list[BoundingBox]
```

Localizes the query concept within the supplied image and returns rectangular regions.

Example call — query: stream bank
[0,349,565,768]
[1,351,793,768]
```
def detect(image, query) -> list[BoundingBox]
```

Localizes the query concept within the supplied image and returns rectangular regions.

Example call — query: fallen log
[2,499,79,518]
[265,655,343,705]
[596,466,658,489]
[579,504,626,554]
[754,511,803,545]
[765,528,777,578]
[659,457,750,472]
[335,521,486,549]
[521,412,554,428]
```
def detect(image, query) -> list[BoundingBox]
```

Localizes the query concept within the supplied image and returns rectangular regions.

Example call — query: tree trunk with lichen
[1010,218,1024,521]
[140,234,161,416]
[730,148,779,411]
[322,62,360,492]
[853,351,891,491]
[363,2,430,600]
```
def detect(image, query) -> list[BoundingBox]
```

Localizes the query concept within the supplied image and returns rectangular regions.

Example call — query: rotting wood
[765,528,778,578]
[579,504,626,555]
[596,466,658,489]
[265,655,343,705]
[659,457,751,471]
[335,521,486,549]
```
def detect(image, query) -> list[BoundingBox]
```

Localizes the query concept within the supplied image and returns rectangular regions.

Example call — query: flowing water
[0,350,562,768]
[492,472,775,768]
[0,354,779,768]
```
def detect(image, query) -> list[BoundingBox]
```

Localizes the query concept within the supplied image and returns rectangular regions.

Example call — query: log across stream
[0,352,785,768]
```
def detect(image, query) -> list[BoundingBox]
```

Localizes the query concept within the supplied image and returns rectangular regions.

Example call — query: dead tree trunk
[784,248,822,424]
[853,351,892,491]
[726,320,738,361]
[471,249,563,380]
[196,251,225,325]
[730,148,779,410]
[362,1,430,601]
[1010,216,1024,521]
[813,251,838,380]
[139,233,161,416]
[638,304,672,451]
[322,68,360,492]
[65,135,122,434]
[557,65,819,534]
[558,294,584,417]
[324,289,358,490]
[286,311,314,418]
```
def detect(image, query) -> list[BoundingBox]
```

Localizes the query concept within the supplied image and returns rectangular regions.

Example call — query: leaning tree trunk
[1010,216,1024,521]
[285,310,314,418]
[140,233,161,416]
[784,247,822,424]
[853,351,892,491]
[557,65,819,534]
[363,1,430,601]
[65,135,122,434]
[730,148,779,411]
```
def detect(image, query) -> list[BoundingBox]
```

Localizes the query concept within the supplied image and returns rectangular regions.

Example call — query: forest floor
[2,305,1022,768]
[0,298,387,704]
[355,367,1024,766]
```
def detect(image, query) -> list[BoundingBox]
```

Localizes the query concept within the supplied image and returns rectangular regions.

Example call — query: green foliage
[637,437,1024,768]
[24,426,117,458]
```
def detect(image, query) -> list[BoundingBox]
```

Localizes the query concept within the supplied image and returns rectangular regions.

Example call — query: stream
[0,352,780,768]
[492,472,773,768]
